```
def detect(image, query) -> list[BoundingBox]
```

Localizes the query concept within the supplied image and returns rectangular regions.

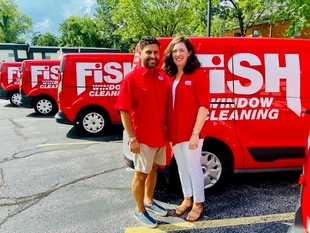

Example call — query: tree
[94,0,131,52]
[31,31,40,45]
[58,15,102,47]
[212,0,277,36]
[0,0,33,43]
[273,0,310,37]
[105,0,198,51]
[32,32,59,46]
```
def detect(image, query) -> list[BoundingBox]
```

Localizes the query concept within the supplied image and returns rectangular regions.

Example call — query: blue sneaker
[145,202,168,217]
[133,210,158,228]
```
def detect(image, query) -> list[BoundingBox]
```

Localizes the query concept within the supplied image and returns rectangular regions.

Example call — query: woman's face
[172,42,191,69]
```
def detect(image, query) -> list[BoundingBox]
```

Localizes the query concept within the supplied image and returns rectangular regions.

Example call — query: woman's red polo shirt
[115,66,169,147]
[167,68,209,146]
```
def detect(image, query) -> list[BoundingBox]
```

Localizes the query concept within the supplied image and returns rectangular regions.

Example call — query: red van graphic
[124,37,310,192]
[19,60,60,115]
[55,53,134,136]
[0,62,22,106]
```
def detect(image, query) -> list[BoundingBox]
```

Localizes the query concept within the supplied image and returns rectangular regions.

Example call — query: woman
[162,36,209,222]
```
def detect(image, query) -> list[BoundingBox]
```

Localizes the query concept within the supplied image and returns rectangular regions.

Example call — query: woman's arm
[188,106,209,150]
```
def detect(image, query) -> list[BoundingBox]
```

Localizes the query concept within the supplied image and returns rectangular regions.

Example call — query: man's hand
[130,140,140,154]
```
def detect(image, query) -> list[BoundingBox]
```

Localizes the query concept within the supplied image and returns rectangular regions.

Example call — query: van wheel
[77,109,110,136]
[34,96,57,115]
[200,145,233,193]
[9,91,20,106]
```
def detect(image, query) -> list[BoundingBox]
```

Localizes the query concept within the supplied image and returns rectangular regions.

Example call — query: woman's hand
[189,134,199,150]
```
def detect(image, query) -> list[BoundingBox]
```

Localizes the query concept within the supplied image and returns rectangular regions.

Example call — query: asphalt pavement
[0,99,300,233]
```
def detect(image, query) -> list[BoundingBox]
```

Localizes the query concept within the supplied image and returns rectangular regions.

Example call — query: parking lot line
[125,212,294,233]
[37,141,100,147]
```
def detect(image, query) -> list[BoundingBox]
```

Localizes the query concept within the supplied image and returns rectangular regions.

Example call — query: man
[115,36,168,228]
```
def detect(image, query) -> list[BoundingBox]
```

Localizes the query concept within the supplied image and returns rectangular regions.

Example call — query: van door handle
[305,109,310,114]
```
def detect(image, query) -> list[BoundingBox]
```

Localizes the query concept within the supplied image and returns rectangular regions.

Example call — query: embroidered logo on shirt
[185,80,192,85]
[158,76,164,81]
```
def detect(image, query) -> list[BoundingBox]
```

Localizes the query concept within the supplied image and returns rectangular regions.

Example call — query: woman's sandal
[173,204,192,217]
[186,206,203,222]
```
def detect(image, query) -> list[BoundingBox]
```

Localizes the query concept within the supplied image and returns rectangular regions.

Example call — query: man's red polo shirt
[115,66,169,147]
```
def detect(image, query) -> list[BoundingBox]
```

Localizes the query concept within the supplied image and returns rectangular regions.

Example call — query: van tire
[34,96,57,115]
[76,108,110,136]
[9,90,20,106]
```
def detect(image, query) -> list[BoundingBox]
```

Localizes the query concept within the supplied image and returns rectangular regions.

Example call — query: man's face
[140,44,160,68]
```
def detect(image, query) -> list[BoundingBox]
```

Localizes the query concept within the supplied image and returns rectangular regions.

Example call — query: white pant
[172,139,205,203]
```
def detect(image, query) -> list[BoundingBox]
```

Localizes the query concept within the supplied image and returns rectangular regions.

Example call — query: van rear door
[232,38,308,169]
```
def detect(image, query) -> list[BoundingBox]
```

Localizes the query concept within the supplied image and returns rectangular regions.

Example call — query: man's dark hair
[139,36,160,50]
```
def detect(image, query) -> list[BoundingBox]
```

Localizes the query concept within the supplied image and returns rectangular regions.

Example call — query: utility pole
[207,0,211,37]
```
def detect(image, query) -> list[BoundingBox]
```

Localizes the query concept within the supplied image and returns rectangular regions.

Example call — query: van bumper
[287,184,305,233]
[19,92,33,108]
[55,110,74,125]
[0,87,8,100]
[287,204,305,233]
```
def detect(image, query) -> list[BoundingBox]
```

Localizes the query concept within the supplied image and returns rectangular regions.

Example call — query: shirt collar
[136,65,161,76]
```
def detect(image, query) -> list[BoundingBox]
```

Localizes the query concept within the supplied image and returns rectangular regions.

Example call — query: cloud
[14,0,98,36]
[62,0,97,18]
[34,19,53,31]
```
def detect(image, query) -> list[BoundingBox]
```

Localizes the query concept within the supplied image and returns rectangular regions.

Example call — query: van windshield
[20,63,25,73]
[59,58,66,74]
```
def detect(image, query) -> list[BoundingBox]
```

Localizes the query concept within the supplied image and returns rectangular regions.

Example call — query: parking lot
[0,99,301,233]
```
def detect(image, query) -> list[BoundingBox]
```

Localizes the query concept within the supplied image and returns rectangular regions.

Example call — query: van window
[253,29,261,37]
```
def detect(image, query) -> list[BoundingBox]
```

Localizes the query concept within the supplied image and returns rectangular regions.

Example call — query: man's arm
[120,111,135,138]
[120,110,140,154]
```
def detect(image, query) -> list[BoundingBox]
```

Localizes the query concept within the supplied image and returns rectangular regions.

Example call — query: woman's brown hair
[162,36,201,77]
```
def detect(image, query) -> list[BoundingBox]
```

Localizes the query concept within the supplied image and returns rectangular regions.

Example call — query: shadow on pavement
[66,124,124,142]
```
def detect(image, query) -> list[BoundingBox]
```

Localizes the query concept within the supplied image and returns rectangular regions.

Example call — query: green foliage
[58,15,104,47]
[101,0,198,51]
[31,32,59,46]
[10,0,310,46]
[273,0,310,37]
[94,0,131,52]
[212,0,275,36]
[0,0,32,43]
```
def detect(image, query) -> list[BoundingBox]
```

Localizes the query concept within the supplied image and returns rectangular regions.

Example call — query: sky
[14,0,98,37]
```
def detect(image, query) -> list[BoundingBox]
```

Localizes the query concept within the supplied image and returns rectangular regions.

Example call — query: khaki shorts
[133,144,166,174]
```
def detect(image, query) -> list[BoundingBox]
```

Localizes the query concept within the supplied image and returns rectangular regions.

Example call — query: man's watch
[129,136,136,143]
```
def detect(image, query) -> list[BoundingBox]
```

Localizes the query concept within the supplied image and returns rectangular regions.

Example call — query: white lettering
[89,90,119,97]
[31,65,59,88]
[77,62,132,96]
[76,63,103,95]
[227,53,263,94]
[265,54,301,116]
[206,52,301,117]
[207,108,279,121]
[8,67,20,84]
